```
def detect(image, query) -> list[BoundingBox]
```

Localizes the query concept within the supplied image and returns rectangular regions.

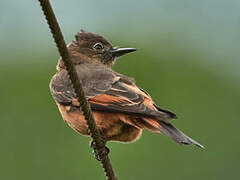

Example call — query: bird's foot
[90,139,109,161]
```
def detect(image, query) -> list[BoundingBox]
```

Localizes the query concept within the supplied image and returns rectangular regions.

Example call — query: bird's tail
[158,121,204,149]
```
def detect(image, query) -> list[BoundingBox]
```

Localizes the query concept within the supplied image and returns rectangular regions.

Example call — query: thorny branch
[38,0,117,179]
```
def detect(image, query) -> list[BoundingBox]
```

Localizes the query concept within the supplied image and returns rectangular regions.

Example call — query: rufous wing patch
[124,84,157,111]
[89,94,126,106]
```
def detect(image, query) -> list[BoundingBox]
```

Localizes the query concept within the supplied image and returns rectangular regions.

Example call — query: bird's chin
[100,53,115,64]
[102,59,116,66]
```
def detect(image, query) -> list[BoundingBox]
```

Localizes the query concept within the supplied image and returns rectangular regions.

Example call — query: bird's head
[71,30,136,66]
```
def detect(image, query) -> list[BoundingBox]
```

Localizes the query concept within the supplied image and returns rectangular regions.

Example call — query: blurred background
[1,0,239,179]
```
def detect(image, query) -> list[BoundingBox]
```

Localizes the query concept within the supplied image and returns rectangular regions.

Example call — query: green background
[1,0,239,179]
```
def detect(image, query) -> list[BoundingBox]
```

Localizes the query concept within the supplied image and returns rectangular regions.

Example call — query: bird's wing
[88,81,176,120]
[50,68,176,121]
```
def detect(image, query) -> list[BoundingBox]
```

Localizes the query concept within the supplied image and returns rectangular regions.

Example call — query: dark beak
[111,47,136,57]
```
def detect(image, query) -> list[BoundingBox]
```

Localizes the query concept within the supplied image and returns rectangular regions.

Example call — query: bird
[49,30,204,155]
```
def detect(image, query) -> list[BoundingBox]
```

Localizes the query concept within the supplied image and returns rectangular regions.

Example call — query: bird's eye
[93,42,104,51]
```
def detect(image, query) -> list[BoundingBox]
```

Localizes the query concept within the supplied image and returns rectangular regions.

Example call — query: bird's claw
[90,140,109,161]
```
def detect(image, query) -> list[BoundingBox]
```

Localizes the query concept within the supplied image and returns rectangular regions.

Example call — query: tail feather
[158,121,204,149]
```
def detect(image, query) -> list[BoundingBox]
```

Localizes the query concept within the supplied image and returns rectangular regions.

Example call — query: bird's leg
[89,139,110,161]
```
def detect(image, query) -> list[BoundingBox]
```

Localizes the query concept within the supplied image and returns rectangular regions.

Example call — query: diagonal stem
[37,0,117,179]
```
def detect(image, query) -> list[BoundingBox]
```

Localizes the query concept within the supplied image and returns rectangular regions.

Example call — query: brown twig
[37,0,117,179]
